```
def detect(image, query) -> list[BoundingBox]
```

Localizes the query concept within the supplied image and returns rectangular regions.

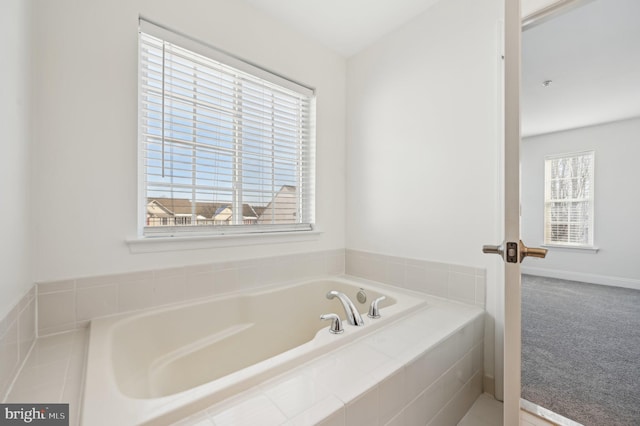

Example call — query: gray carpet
[521,275,640,426]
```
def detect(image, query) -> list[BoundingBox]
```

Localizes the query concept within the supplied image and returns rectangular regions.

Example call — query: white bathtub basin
[81,277,427,425]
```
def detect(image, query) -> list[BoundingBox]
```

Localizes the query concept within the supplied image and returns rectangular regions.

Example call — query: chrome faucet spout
[326,290,365,326]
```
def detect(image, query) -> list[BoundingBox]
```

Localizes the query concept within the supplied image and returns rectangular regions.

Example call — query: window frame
[137,19,316,239]
[543,150,595,248]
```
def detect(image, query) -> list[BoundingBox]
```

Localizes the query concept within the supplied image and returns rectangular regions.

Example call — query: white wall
[521,117,640,289]
[31,0,346,282]
[1,0,32,319]
[346,0,502,383]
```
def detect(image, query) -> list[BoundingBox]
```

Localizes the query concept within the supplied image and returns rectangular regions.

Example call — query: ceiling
[521,0,640,136]
[244,0,640,137]
[244,0,443,57]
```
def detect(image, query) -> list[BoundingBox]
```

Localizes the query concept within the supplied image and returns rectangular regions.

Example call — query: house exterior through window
[544,151,594,247]
[139,20,316,237]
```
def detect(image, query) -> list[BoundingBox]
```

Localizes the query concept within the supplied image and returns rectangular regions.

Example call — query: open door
[483,0,548,424]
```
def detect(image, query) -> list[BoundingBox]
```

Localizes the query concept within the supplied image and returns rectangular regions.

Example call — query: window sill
[126,229,323,253]
[542,244,599,253]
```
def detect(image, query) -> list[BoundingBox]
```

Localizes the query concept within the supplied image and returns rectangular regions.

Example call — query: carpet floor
[521,275,640,426]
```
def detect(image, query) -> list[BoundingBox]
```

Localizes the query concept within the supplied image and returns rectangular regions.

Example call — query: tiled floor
[458,393,562,426]
[4,329,88,426]
[458,393,503,426]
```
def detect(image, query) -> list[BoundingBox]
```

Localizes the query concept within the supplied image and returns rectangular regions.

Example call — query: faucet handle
[320,313,344,334]
[368,296,387,319]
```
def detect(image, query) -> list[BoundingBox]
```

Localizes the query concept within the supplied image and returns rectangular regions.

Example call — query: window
[544,151,594,247]
[138,20,315,238]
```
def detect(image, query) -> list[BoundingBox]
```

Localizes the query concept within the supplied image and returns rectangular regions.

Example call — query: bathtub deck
[4,328,88,426]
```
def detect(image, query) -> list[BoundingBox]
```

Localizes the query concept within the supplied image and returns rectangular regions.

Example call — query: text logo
[1,404,68,426]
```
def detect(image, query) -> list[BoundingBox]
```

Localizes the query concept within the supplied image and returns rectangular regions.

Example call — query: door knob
[519,240,547,262]
[482,240,547,263]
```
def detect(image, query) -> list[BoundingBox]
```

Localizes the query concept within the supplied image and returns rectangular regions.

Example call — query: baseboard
[522,266,640,291]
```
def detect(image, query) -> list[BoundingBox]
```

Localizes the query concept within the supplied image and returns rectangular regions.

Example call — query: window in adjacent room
[544,151,594,247]
[138,20,316,238]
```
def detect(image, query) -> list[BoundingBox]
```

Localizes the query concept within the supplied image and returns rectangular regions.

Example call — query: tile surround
[34,248,486,337]
[2,247,492,425]
[7,301,484,426]
[171,304,484,426]
[36,249,346,336]
[0,287,36,401]
[346,249,486,307]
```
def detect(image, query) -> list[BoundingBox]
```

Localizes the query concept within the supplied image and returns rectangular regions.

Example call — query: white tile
[172,412,215,426]
[307,252,330,277]
[10,349,70,396]
[363,253,387,283]
[284,395,344,426]
[18,298,36,361]
[384,411,405,426]
[6,382,62,403]
[38,323,77,337]
[402,387,432,426]
[423,266,449,298]
[345,250,368,278]
[336,343,391,375]
[263,373,331,418]
[153,273,188,306]
[384,260,406,287]
[0,321,19,397]
[76,285,117,321]
[472,343,483,374]
[458,393,503,426]
[450,264,477,275]
[252,262,281,286]
[428,372,482,426]
[61,378,82,406]
[377,365,406,425]
[328,253,346,276]
[118,278,155,312]
[185,263,215,274]
[304,354,379,404]
[472,314,485,345]
[405,264,426,293]
[404,340,456,402]
[76,274,119,288]
[361,324,414,359]
[447,272,476,305]
[345,385,378,426]
[475,274,486,307]
[211,394,287,426]
[27,331,75,367]
[38,291,75,332]
[454,324,476,360]
[38,280,75,294]
[442,361,469,405]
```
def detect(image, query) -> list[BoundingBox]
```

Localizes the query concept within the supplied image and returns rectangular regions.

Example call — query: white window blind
[544,151,594,247]
[138,20,316,237]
